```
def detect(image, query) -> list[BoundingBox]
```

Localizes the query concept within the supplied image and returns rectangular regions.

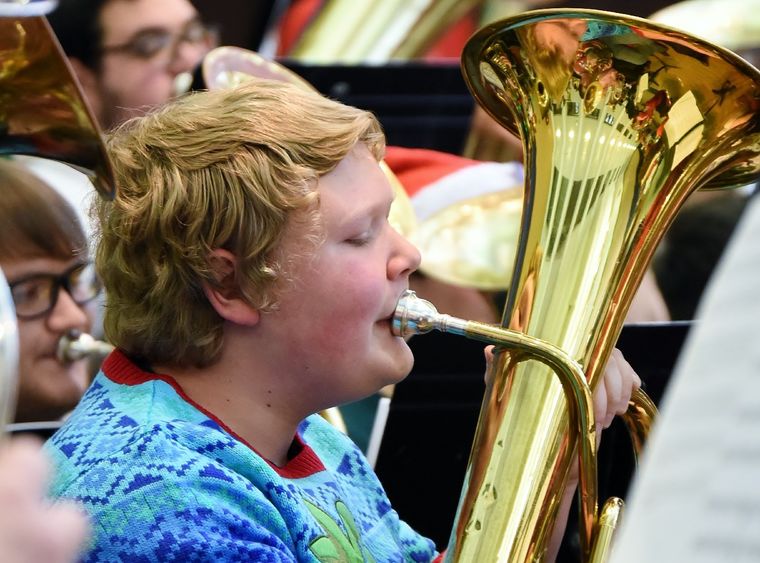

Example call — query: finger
[483,345,495,365]
[483,346,496,385]
[39,502,90,563]
[611,349,641,410]
[593,376,608,430]
[0,438,50,505]
[613,348,641,389]
[604,353,624,425]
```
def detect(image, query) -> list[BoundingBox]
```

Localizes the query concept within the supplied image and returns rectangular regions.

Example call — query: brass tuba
[0,8,115,427]
[285,0,482,63]
[396,8,760,562]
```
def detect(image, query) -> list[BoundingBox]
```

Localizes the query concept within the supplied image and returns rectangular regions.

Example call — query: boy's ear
[202,249,260,326]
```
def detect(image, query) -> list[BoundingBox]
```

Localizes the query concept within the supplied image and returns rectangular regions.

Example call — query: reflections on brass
[446,9,760,563]
[0,17,114,198]
[202,46,314,91]
[650,0,760,67]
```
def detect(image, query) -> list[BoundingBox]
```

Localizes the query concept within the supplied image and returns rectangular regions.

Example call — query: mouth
[379,306,399,325]
[375,290,410,332]
[39,354,79,370]
[376,317,393,330]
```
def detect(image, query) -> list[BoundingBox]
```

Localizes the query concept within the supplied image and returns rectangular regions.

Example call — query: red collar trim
[102,350,325,479]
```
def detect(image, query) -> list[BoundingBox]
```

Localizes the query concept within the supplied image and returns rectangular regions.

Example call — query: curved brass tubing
[393,290,657,560]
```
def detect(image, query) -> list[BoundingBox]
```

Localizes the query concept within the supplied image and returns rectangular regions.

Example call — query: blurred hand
[0,437,90,563]
[483,345,497,383]
[593,348,641,435]
[567,348,641,485]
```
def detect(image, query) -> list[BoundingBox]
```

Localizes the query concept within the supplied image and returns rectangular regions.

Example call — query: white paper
[610,194,760,563]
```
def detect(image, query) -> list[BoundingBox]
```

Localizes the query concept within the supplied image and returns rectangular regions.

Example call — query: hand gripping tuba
[400,9,760,562]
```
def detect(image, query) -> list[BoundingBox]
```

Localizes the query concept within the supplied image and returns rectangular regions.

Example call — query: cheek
[16,323,40,362]
[308,279,385,345]
[83,302,97,331]
[104,62,173,103]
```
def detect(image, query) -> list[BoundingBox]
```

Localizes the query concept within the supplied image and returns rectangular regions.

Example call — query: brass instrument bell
[432,8,760,562]
[0,16,115,199]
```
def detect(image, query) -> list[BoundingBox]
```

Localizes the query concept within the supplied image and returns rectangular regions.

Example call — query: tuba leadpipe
[436,8,760,563]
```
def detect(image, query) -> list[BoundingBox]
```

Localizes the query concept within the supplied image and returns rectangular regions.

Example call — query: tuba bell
[396,8,760,563]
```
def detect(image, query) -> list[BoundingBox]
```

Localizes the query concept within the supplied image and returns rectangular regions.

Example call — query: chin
[387,346,415,383]
[24,367,88,413]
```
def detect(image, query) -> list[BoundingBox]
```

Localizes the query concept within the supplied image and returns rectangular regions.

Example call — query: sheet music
[610,195,760,563]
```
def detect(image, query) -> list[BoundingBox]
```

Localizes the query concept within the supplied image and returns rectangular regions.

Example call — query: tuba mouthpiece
[57,330,114,363]
[392,290,468,338]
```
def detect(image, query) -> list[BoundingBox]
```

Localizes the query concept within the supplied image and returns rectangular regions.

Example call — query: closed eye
[345,235,371,247]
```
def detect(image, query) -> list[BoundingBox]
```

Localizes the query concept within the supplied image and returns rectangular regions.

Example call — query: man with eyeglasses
[0,161,101,425]
[47,0,216,130]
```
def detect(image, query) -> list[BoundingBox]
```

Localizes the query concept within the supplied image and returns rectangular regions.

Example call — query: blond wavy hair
[97,80,384,368]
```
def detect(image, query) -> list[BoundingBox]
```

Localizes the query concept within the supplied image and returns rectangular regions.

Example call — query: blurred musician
[36,0,217,259]
[44,80,638,561]
[0,161,100,426]
[0,3,105,561]
[46,0,216,130]
[0,27,95,562]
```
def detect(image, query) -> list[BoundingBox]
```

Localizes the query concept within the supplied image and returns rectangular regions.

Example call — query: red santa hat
[384,146,524,290]
[384,146,523,222]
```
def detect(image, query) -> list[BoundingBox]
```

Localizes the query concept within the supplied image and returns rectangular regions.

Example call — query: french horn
[395,8,760,562]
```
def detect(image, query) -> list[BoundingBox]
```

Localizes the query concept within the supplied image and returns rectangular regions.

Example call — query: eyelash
[346,235,371,247]
[345,215,391,247]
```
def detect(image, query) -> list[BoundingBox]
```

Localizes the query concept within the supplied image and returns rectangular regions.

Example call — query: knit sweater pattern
[45,350,437,562]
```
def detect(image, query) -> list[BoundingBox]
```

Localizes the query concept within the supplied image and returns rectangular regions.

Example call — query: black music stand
[280,61,475,155]
[373,321,692,551]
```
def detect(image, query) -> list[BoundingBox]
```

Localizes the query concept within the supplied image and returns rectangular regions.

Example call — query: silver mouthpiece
[392,290,468,338]
[57,330,114,363]
[173,71,194,97]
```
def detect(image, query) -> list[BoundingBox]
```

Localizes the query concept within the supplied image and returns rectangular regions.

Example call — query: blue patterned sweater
[45,350,438,562]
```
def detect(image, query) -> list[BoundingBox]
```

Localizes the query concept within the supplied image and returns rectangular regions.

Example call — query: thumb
[483,345,497,385]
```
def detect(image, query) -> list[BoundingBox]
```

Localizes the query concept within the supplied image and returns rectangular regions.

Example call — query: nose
[168,39,209,75]
[387,227,421,280]
[46,289,91,335]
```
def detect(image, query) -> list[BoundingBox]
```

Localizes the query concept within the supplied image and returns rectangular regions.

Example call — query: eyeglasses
[8,261,101,320]
[100,18,218,62]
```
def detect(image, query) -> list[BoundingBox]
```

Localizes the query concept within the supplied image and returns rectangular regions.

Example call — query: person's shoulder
[298,414,383,489]
[299,414,362,459]
[44,373,258,493]
[48,418,308,562]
